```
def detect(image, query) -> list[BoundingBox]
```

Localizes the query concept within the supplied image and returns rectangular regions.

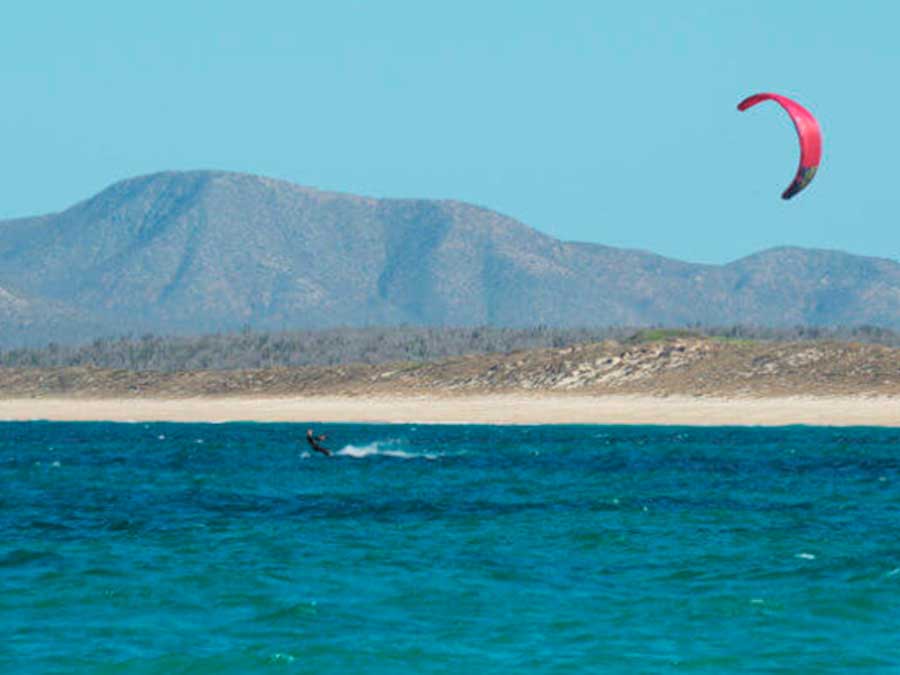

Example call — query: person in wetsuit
[306,429,332,456]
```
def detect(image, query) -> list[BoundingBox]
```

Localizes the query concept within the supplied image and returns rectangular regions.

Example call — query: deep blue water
[2,422,900,673]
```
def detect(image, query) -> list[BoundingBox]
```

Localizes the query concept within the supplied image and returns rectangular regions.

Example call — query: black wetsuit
[306,430,332,456]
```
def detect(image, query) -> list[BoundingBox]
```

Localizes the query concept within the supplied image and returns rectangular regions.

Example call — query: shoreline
[0,394,898,427]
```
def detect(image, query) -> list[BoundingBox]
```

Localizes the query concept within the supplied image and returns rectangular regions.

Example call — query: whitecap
[795,552,816,560]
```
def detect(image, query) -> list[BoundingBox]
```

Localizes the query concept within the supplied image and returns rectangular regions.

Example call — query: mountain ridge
[1,170,899,346]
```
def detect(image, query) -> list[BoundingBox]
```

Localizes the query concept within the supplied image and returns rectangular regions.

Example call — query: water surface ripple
[2,422,899,673]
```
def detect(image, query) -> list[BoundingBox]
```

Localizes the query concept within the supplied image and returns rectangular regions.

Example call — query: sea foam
[337,441,437,460]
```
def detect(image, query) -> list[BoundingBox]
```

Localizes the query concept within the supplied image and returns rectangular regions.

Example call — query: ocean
[2,422,899,673]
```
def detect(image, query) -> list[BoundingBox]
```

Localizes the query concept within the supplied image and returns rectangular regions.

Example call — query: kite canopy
[737,92,822,200]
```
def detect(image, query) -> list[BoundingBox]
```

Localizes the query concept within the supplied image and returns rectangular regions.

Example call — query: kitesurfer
[306,429,332,457]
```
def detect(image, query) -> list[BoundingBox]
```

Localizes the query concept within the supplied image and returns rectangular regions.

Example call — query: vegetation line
[1,325,897,372]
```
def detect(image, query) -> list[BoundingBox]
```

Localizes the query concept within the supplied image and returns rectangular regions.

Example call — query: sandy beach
[0,394,898,426]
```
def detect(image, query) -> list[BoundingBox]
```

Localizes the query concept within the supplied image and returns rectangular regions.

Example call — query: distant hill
[1,170,899,346]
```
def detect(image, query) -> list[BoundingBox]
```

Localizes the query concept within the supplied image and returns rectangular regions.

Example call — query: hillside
[2,337,898,399]
[2,170,899,347]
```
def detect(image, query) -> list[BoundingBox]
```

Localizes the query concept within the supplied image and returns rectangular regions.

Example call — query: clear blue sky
[1,1,896,264]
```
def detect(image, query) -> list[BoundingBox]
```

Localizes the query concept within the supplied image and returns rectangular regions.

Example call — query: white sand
[0,395,898,426]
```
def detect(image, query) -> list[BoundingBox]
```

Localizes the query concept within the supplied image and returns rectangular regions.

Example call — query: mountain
[1,170,899,346]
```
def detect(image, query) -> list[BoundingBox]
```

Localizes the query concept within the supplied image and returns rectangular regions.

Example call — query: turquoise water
[3,422,900,673]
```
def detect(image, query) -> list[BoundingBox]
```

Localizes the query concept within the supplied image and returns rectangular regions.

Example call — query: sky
[0,0,897,264]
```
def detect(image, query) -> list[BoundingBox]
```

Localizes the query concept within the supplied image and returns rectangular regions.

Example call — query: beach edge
[0,394,898,427]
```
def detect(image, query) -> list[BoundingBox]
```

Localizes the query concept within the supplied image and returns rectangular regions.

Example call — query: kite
[737,92,822,199]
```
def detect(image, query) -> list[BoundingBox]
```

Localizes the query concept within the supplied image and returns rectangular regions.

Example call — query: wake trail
[335,442,438,461]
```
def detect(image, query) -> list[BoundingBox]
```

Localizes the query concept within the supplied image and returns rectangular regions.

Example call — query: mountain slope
[1,170,898,346]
